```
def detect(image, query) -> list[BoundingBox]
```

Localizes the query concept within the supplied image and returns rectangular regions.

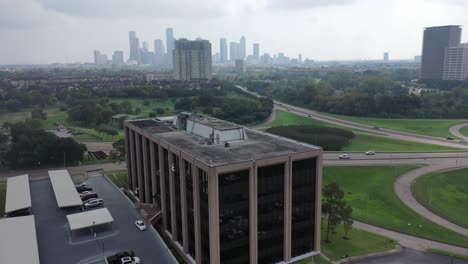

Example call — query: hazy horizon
[1,0,468,64]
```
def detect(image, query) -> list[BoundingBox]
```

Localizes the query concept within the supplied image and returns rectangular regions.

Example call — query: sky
[1,0,468,64]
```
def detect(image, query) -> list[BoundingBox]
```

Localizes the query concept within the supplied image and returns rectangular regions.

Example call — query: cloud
[267,0,357,10]
[0,0,66,29]
[37,0,228,19]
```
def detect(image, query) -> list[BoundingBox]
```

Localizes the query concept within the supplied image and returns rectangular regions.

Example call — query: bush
[267,125,354,151]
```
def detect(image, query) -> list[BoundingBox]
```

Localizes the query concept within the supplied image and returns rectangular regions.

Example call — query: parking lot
[31,175,175,264]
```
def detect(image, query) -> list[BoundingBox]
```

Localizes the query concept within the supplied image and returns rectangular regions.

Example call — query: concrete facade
[124,116,322,264]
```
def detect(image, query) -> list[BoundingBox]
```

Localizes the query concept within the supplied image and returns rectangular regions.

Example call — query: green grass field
[413,168,468,228]
[110,98,176,117]
[325,113,467,138]
[105,170,128,189]
[0,182,6,216]
[324,166,468,248]
[294,255,332,264]
[460,126,468,138]
[269,111,461,152]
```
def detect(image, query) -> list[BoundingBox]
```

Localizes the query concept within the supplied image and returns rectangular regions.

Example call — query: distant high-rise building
[154,39,166,66]
[166,28,175,67]
[414,55,422,63]
[239,36,246,59]
[235,59,244,74]
[141,51,154,65]
[443,43,468,80]
[129,31,140,63]
[421,25,462,80]
[230,42,238,61]
[93,50,108,65]
[298,53,302,64]
[112,51,124,65]
[173,39,212,80]
[384,52,389,62]
[220,38,228,63]
[253,43,260,61]
[142,41,149,52]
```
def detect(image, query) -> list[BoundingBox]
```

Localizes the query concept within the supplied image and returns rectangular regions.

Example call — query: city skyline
[2,0,468,64]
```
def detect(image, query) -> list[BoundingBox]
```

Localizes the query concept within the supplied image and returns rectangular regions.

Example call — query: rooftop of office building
[126,113,321,167]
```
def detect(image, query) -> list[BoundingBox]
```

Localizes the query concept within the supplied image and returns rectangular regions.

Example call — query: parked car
[81,192,98,202]
[79,191,93,197]
[339,154,351,159]
[83,198,103,209]
[76,186,92,193]
[365,150,376,155]
[75,182,87,188]
[105,250,138,264]
[120,256,141,264]
[135,220,147,231]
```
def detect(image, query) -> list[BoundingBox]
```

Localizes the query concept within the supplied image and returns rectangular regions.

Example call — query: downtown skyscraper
[253,43,260,61]
[173,39,212,80]
[166,28,175,68]
[154,39,166,66]
[129,31,140,63]
[239,36,246,59]
[220,38,228,63]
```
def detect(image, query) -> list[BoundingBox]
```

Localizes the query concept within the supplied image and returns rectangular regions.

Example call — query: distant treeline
[266,125,354,151]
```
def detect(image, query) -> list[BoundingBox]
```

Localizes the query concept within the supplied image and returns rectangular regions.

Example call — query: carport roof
[67,208,114,231]
[48,170,83,208]
[5,174,31,214]
[0,215,40,264]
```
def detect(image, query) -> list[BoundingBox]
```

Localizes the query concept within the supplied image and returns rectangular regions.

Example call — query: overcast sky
[1,0,468,64]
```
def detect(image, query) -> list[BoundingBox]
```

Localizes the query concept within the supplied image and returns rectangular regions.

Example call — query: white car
[339,154,351,159]
[121,256,141,264]
[135,220,147,231]
[79,191,93,197]
[365,150,376,155]
[83,198,103,209]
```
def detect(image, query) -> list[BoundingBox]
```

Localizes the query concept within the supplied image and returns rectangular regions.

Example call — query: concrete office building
[383,52,389,62]
[166,28,175,67]
[93,50,108,65]
[421,25,462,80]
[124,113,323,264]
[112,51,124,65]
[235,59,245,74]
[173,39,212,80]
[443,43,468,80]
[220,38,228,63]
[129,31,141,64]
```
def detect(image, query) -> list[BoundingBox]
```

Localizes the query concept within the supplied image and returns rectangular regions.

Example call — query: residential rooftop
[126,115,321,167]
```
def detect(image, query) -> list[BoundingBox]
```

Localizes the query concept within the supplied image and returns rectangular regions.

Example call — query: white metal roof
[0,215,40,264]
[5,174,31,214]
[48,170,83,208]
[67,208,114,231]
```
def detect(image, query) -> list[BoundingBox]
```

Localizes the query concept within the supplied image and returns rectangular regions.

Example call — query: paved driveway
[354,248,468,264]
[32,176,175,264]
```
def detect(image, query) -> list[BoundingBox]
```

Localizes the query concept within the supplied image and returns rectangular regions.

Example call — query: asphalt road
[32,176,175,264]
[450,123,468,141]
[353,248,468,264]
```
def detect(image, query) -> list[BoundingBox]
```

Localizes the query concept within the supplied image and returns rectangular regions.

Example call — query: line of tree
[266,125,354,151]
[0,119,87,168]
[323,182,354,242]
[244,72,468,118]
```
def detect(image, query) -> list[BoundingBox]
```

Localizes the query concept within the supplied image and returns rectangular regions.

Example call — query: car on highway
[286,107,292,111]
[365,150,376,155]
[83,198,103,209]
[458,140,468,144]
[446,137,455,140]
[308,114,313,117]
[135,220,147,231]
[339,154,351,159]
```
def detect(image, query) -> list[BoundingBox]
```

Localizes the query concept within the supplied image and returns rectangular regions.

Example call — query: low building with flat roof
[124,113,323,264]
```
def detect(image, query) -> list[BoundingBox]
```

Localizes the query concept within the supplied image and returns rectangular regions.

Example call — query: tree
[155,108,165,115]
[322,182,352,243]
[342,205,354,239]
[31,107,47,120]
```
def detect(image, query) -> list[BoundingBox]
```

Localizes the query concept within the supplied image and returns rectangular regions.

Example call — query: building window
[258,164,284,264]
[185,160,195,257]
[163,148,172,233]
[219,169,250,264]
[173,154,183,244]
[138,134,145,199]
[291,158,317,258]
[198,168,210,264]
[153,143,160,208]
[146,138,152,203]
[132,130,138,191]
[125,128,132,189]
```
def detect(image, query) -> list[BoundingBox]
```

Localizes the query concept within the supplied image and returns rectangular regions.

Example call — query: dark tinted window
[173,154,182,243]
[163,148,172,233]
[185,160,195,257]
[199,168,210,264]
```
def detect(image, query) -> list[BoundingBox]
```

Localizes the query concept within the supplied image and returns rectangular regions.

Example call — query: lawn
[325,113,467,138]
[105,170,128,189]
[269,111,461,152]
[110,98,176,117]
[413,168,468,228]
[324,166,468,248]
[0,182,5,216]
[460,126,468,138]
[294,255,331,264]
